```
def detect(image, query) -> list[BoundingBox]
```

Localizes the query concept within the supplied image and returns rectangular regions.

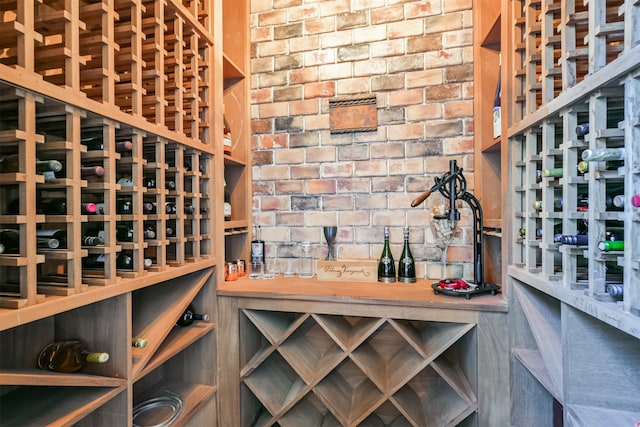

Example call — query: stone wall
[249,0,476,279]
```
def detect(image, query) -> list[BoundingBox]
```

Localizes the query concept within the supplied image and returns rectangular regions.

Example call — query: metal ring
[132,392,183,427]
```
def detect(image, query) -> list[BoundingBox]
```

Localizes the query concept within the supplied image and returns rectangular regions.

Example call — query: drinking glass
[430,203,456,279]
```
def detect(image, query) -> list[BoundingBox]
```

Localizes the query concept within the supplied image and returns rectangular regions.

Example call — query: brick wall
[250,0,475,280]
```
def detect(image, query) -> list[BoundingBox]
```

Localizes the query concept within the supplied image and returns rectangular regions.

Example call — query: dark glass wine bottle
[36,229,67,249]
[166,180,176,190]
[81,166,105,177]
[0,229,20,254]
[143,223,156,239]
[397,227,416,283]
[184,160,192,171]
[176,305,210,327]
[378,227,396,283]
[116,224,134,242]
[0,154,63,174]
[83,253,134,269]
[559,234,588,245]
[82,227,105,246]
[165,202,177,214]
[39,198,67,215]
[142,177,156,188]
[184,204,195,215]
[143,202,156,214]
[116,199,132,214]
[0,242,4,255]
[37,340,109,373]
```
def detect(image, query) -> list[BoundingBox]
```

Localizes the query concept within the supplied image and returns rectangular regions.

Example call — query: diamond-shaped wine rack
[239,309,477,427]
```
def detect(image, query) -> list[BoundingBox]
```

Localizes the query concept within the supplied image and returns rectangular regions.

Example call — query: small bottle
[0,229,20,254]
[37,340,109,373]
[176,305,210,327]
[598,240,624,252]
[397,227,416,283]
[82,228,105,246]
[251,225,265,264]
[132,337,148,348]
[378,227,396,283]
[582,148,625,162]
[541,168,563,178]
[224,179,232,221]
[36,229,67,249]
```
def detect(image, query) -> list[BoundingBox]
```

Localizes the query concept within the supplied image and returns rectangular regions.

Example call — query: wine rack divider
[505,0,640,424]
[0,0,235,424]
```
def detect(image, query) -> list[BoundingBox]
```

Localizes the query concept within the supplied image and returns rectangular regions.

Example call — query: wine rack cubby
[505,0,640,424]
[238,309,477,427]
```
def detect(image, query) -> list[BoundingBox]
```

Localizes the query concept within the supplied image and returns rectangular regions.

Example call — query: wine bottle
[37,340,109,373]
[397,227,416,283]
[0,229,20,254]
[532,199,563,211]
[598,240,624,252]
[535,170,542,183]
[81,132,104,150]
[117,176,133,187]
[0,154,63,174]
[184,160,192,171]
[176,305,210,327]
[559,234,588,245]
[39,198,67,215]
[132,337,147,348]
[575,123,589,137]
[143,202,156,214]
[633,194,640,207]
[142,177,156,188]
[166,180,176,190]
[81,166,105,177]
[115,140,133,152]
[82,202,98,214]
[116,199,132,214]
[0,242,4,255]
[582,148,625,162]
[36,229,67,249]
[250,225,265,264]
[116,224,134,242]
[143,223,156,239]
[83,253,134,269]
[166,226,175,237]
[184,204,195,215]
[492,67,501,139]
[605,194,625,210]
[224,179,231,221]
[223,113,232,155]
[577,160,624,173]
[378,227,396,283]
[606,283,624,298]
[82,227,105,246]
[165,202,177,214]
[541,168,563,178]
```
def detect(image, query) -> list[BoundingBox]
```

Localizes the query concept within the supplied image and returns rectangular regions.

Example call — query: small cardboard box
[316,259,378,282]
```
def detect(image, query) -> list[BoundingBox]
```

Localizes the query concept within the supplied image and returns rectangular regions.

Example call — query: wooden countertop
[218,276,508,312]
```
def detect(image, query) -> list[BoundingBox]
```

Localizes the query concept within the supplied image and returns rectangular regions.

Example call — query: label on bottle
[224,202,232,220]
[251,241,264,263]
[493,106,501,139]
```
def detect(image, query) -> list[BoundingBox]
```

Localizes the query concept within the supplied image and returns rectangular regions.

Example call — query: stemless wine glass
[430,202,456,279]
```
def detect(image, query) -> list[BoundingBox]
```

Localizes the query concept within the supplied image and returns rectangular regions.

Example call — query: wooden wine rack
[504,0,640,424]
[0,0,252,424]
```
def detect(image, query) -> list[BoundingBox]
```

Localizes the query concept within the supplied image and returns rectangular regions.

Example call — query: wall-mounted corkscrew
[411,159,500,299]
